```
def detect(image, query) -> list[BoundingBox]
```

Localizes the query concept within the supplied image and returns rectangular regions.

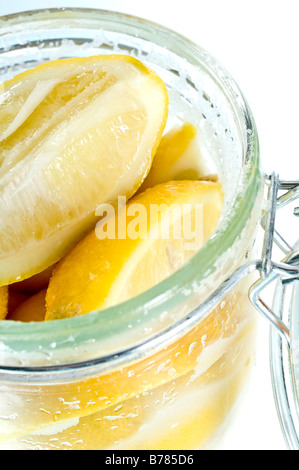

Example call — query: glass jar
[0,8,264,450]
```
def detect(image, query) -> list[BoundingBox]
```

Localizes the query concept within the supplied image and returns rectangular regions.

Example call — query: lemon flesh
[46,181,223,320]
[138,122,218,193]
[0,55,168,286]
[0,286,8,319]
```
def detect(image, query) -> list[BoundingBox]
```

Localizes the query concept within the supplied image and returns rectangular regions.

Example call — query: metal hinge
[249,173,299,348]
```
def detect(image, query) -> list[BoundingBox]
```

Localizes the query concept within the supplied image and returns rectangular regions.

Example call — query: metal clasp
[249,173,299,348]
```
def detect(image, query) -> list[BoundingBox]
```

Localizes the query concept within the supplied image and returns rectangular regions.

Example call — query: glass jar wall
[0,9,263,449]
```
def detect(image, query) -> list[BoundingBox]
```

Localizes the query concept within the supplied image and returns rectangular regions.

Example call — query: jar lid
[249,174,299,449]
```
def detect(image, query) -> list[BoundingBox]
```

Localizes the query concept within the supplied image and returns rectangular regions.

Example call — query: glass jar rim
[0,8,262,370]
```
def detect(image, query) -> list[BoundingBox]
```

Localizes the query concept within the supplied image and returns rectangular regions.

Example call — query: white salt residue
[188,319,251,386]
[114,405,123,412]
[156,359,171,374]
[58,398,81,411]
[110,366,244,451]
[103,412,138,421]
[103,415,123,422]
[201,334,207,348]
[0,413,18,421]
[188,341,197,356]
[187,337,231,386]
[31,417,79,436]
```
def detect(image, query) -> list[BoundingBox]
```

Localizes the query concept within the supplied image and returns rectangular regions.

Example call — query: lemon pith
[45,180,223,320]
[138,122,218,193]
[0,55,168,287]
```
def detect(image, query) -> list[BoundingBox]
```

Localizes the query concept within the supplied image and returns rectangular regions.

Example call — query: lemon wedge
[46,181,223,320]
[0,55,168,286]
[0,286,8,320]
[138,122,218,193]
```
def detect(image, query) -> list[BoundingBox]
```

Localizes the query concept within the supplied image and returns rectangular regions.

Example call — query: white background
[1,0,298,450]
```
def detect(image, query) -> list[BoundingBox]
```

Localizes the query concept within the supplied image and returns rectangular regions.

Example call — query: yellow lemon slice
[46,180,223,320]
[138,122,218,192]
[0,55,168,286]
[0,286,8,320]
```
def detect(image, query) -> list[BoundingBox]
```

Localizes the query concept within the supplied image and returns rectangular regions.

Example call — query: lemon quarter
[0,55,168,286]
[138,122,218,193]
[46,181,223,320]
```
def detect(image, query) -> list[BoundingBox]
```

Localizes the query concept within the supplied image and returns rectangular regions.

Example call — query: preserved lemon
[46,180,223,320]
[138,122,218,192]
[0,55,168,286]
